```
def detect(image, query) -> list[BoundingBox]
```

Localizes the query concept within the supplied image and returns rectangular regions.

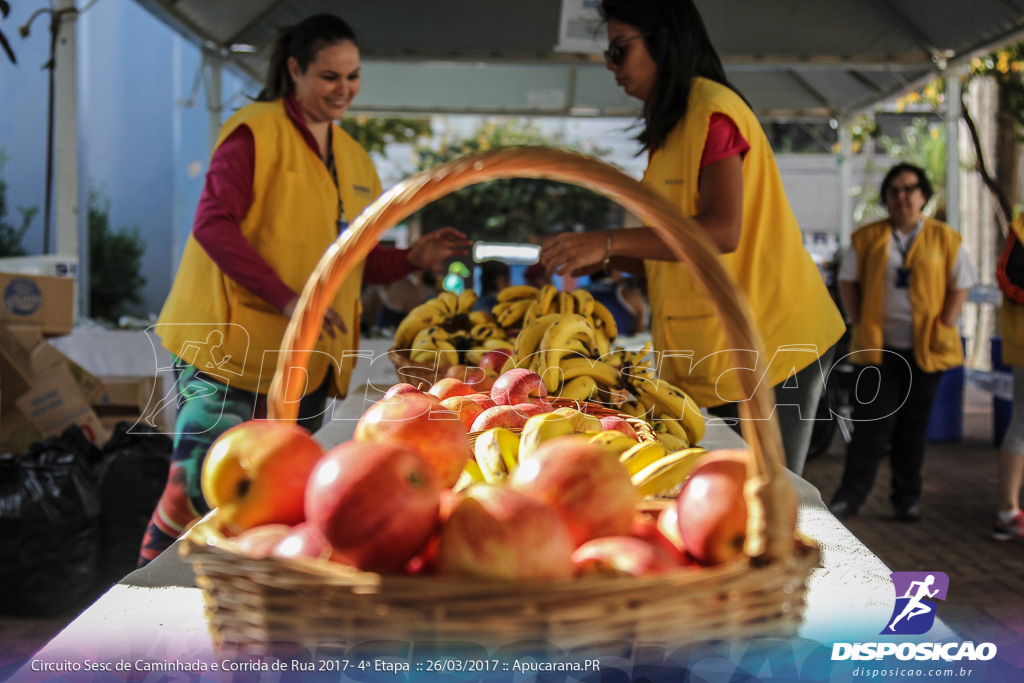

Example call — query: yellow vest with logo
[642,78,845,407]
[157,100,381,397]
[849,217,963,372]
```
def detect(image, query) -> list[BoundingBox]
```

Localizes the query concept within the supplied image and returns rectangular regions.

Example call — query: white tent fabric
[132,0,1024,119]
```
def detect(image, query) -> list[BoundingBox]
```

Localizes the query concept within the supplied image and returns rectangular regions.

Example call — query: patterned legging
[137,361,329,567]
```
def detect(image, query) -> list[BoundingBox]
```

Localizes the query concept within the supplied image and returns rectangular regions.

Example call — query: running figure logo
[882,571,950,635]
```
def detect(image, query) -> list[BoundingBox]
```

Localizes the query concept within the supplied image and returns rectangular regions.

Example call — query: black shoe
[893,504,920,522]
[828,499,858,520]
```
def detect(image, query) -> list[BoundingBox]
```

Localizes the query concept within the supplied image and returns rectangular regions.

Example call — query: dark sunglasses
[604,34,647,66]
[886,183,922,198]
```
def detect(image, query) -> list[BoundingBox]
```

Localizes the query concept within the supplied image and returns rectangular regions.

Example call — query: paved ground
[1,385,1022,677]
[801,382,1024,650]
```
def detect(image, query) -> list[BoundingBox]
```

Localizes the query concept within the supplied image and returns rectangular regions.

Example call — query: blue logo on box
[3,278,43,317]
[882,571,949,635]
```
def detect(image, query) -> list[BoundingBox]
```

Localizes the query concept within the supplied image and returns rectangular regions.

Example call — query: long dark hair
[599,0,745,152]
[257,14,359,102]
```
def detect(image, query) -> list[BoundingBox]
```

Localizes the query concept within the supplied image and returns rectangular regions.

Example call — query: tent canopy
[133,0,1024,120]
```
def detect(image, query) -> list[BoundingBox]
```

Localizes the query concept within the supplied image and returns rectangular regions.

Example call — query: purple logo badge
[882,571,949,635]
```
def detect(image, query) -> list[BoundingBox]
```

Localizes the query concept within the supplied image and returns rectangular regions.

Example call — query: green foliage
[88,188,146,322]
[411,120,619,242]
[971,44,1024,136]
[339,116,432,156]
[0,149,36,256]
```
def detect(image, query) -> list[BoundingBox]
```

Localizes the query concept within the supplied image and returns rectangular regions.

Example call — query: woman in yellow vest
[138,14,468,565]
[539,0,844,475]
[829,163,976,522]
[993,218,1024,540]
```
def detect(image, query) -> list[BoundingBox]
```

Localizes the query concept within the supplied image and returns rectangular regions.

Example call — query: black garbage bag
[94,422,172,588]
[0,427,103,616]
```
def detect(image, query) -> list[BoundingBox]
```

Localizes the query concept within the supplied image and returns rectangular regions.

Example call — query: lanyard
[324,127,347,233]
[891,225,918,266]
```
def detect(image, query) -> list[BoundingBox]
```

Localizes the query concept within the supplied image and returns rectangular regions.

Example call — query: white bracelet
[603,232,612,270]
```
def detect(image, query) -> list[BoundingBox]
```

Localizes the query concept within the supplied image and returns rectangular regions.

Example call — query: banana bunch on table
[458,414,708,498]
[491,284,618,350]
[616,344,706,451]
[394,290,513,365]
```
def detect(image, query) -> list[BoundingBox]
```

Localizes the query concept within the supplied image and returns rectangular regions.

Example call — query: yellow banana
[537,314,598,392]
[518,412,575,460]
[469,310,497,326]
[644,378,706,445]
[619,399,648,418]
[631,448,708,498]
[556,375,599,402]
[589,430,640,457]
[655,430,690,451]
[513,314,562,364]
[591,300,619,340]
[497,285,540,302]
[482,338,514,352]
[434,340,459,367]
[571,289,595,319]
[538,284,558,314]
[470,322,502,342]
[457,289,478,314]
[474,428,521,483]
[594,327,611,359]
[436,291,459,316]
[559,357,622,388]
[412,325,450,348]
[618,441,669,476]
[393,303,448,349]
[522,299,542,327]
[496,299,532,328]
[558,291,575,315]
[500,355,518,374]
[464,347,489,365]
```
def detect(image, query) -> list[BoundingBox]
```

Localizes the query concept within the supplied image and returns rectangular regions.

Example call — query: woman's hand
[407,227,472,269]
[282,296,347,338]
[540,231,608,277]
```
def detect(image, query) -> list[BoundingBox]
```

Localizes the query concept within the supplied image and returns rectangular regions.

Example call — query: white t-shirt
[837,220,978,349]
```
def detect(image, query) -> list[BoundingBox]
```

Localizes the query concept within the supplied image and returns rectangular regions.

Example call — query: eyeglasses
[886,183,921,198]
[604,34,646,66]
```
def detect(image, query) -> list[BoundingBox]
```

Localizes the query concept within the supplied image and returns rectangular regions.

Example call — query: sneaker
[993,510,1024,541]
[893,503,921,523]
[828,498,858,521]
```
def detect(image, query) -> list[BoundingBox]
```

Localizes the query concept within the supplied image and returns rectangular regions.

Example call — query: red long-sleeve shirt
[192,94,415,312]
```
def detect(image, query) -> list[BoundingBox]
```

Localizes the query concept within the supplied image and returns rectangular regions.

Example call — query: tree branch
[961,89,1012,236]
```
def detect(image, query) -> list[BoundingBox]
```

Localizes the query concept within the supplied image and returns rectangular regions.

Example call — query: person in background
[523,262,552,289]
[476,260,512,312]
[538,0,844,475]
[585,268,649,337]
[376,263,443,330]
[140,14,468,566]
[994,217,1024,541]
[829,163,976,523]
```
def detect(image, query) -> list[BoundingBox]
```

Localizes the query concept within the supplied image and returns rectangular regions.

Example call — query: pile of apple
[201,369,754,580]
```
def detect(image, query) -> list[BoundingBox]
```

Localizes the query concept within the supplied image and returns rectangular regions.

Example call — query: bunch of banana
[614,348,705,449]
[394,288,513,367]
[630,447,709,498]
[490,283,619,349]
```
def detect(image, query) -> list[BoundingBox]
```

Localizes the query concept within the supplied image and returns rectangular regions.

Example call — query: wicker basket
[180,147,818,655]
[385,345,447,388]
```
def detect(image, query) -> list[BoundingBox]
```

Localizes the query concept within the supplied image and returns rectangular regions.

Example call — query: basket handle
[268,147,797,561]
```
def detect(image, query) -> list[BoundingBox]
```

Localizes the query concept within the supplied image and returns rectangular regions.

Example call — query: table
[7,345,963,681]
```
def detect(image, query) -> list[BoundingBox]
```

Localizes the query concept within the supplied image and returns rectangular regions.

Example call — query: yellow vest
[848,217,963,372]
[642,78,845,407]
[157,100,381,397]
[1003,217,1024,367]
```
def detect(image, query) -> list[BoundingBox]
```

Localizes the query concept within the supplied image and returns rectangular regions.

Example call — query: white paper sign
[555,0,604,53]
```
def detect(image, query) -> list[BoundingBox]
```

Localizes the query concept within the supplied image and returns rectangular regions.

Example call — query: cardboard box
[14,363,109,445]
[93,376,171,432]
[0,272,74,337]
[0,323,103,407]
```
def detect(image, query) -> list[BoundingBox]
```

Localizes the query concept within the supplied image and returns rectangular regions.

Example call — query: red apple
[447,365,493,392]
[354,393,472,487]
[305,441,441,573]
[675,454,748,565]
[233,524,293,558]
[464,393,497,411]
[429,377,476,401]
[439,395,487,432]
[510,436,638,547]
[600,416,637,439]
[655,505,686,556]
[271,521,348,563]
[470,403,549,432]
[631,513,685,563]
[477,350,513,376]
[437,485,574,580]
[405,490,461,575]
[383,382,427,399]
[490,368,550,407]
[572,536,680,577]
[200,421,325,534]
